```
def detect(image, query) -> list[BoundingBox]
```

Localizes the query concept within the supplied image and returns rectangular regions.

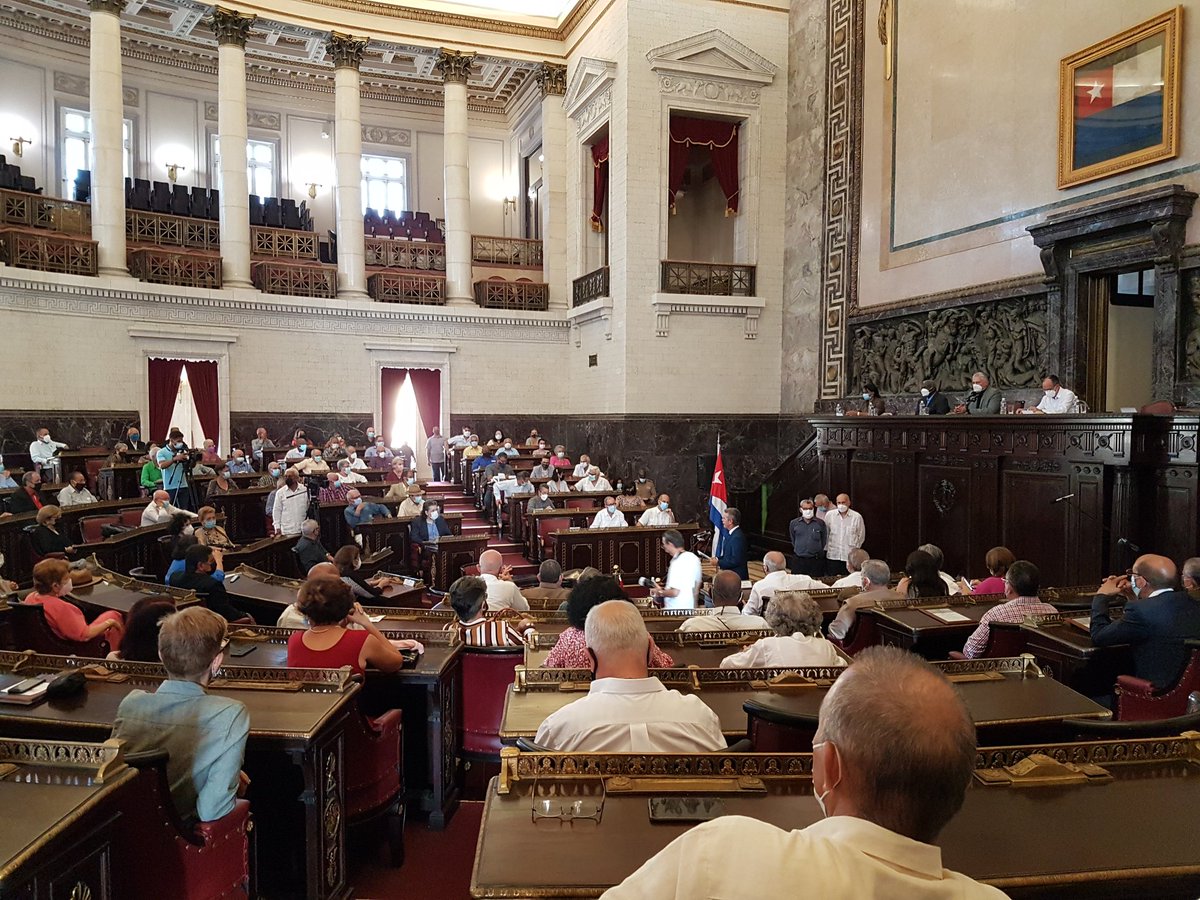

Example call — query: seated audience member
[9,471,44,515]
[363,426,378,447]
[717,507,749,580]
[535,601,724,752]
[199,439,222,465]
[524,428,542,447]
[56,471,99,508]
[679,570,768,632]
[169,544,247,623]
[226,449,253,475]
[336,458,367,485]
[483,453,514,484]
[205,464,239,499]
[251,427,276,465]
[334,544,388,601]
[967,547,1015,595]
[295,448,330,477]
[191,460,216,478]
[140,446,164,492]
[633,469,656,501]
[510,470,535,496]
[112,607,249,824]
[323,434,347,461]
[828,559,903,642]
[530,457,556,479]
[721,590,846,668]
[522,559,570,603]
[532,437,551,459]
[576,466,613,493]
[952,371,1002,415]
[284,436,310,462]
[449,575,535,647]
[295,519,334,572]
[616,487,645,511]
[495,438,518,460]
[1183,557,1200,600]
[256,461,281,489]
[166,534,226,586]
[271,469,309,536]
[0,458,16,490]
[543,469,571,492]
[319,472,349,504]
[961,560,1056,658]
[919,379,952,415]
[746,551,827,617]
[1026,374,1078,415]
[652,530,703,610]
[384,470,412,502]
[125,427,146,454]
[410,499,450,549]
[396,485,426,518]
[603,646,1004,899]
[24,558,124,649]
[195,505,236,551]
[276,562,340,629]
[545,575,677,667]
[589,496,628,529]
[1092,553,1200,690]
[528,485,556,512]
[110,598,175,662]
[917,543,962,594]
[478,548,529,611]
[286,577,422,676]
[896,550,947,599]
[549,445,571,470]
[365,438,395,469]
[344,445,367,471]
[638,494,675,527]
[471,447,494,475]
[787,497,827,576]
[107,441,129,468]
[462,435,484,463]
[142,489,197,527]
[831,548,869,589]
[845,382,886,417]
[385,457,409,484]
[448,427,473,453]
[572,454,593,478]
[30,506,77,559]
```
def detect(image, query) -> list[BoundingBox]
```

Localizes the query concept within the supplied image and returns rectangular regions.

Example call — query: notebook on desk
[923,607,972,624]
[0,674,50,706]
[1067,615,1092,633]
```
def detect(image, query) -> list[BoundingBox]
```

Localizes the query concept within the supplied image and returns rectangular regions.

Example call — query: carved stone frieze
[326,32,367,70]
[535,62,567,98]
[209,7,256,48]
[55,72,138,108]
[202,103,280,130]
[658,75,762,105]
[435,48,475,84]
[361,125,411,147]
[575,89,612,131]
[850,294,1048,394]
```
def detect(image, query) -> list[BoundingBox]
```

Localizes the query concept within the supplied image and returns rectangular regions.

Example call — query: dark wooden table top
[870,602,998,633]
[68,580,195,615]
[526,642,743,669]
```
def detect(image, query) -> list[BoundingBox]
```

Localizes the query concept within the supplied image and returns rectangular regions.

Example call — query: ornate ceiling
[0,0,547,112]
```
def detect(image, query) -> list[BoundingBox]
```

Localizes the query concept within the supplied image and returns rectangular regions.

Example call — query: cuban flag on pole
[709,439,728,557]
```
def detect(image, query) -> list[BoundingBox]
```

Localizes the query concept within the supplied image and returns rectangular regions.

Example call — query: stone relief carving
[361,125,411,147]
[850,295,1048,394]
[1183,271,1200,380]
[658,75,761,105]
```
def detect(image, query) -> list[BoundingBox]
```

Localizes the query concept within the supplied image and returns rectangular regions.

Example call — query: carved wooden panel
[918,466,972,577]
[1000,471,1071,587]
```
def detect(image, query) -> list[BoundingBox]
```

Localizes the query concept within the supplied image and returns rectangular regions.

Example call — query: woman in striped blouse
[450,575,535,648]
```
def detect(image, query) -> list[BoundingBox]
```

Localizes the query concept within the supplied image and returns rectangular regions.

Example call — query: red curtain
[186,361,220,450]
[148,358,185,445]
[590,137,609,232]
[408,369,442,438]
[667,116,740,215]
[380,368,407,446]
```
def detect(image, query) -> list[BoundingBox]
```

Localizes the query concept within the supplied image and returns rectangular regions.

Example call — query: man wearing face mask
[449,427,473,452]
[157,429,193,511]
[604,646,1002,899]
[56,471,100,508]
[251,427,275,467]
[633,469,656,502]
[344,489,392,531]
[529,485,556,512]
[257,462,282,489]
[124,426,146,454]
[575,466,613,493]
[589,496,628,529]
[825,494,865,577]
[572,454,593,479]
[226,449,253,475]
[295,447,330,477]
[952,371,1002,415]
[787,498,828,576]
[284,438,310,462]
[319,472,350,504]
[29,428,69,481]
[637,493,675,527]
[365,438,394,470]
[530,457,556,480]
[142,489,198,527]
[918,379,951,415]
[745,551,827,617]
[1027,374,1078,415]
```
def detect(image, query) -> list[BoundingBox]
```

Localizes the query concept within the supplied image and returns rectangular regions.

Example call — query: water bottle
[918,399,928,416]
[835,403,844,417]
[867,404,877,417]
[1000,396,1008,415]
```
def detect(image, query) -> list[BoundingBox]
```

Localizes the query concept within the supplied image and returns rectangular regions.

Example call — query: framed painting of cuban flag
[1058,7,1183,189]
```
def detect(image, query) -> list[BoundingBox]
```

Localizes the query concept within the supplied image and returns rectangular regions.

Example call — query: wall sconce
[10,137,31,158]
[306,183,322,199]
[165,163,187,184]
[502,195,517,215]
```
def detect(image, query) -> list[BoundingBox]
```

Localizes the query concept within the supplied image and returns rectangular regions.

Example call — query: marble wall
[229,414,376,450]
[0,411,140,461]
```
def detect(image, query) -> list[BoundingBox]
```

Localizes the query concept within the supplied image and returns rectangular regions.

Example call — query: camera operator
[156,428,196,511]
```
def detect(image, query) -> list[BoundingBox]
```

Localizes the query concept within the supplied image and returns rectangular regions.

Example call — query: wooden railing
[0,189,90,235]
[364,236,446,271]
[368,271,446,305]
[572,266,609,307]
[660,260,756,296]
[125,209,219,251]
[251,225,318,260]
[471,234,544,267]
[252,260,337,298]
[0,229,96,275]
[473,278,549,311]
[128,247,221,289]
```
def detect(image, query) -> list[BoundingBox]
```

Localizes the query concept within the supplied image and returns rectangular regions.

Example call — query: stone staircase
[422,481,539,580]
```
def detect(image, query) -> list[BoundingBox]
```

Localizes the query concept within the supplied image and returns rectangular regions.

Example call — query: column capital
[435,49,476,85]
[326,32,367,70]
[87,0,126,14]
[209,6,256,48]
[535,62,567,98]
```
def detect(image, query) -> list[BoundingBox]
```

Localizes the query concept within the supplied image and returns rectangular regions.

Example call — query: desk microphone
[1117,537,1142,553]
[1052,493,1075,503]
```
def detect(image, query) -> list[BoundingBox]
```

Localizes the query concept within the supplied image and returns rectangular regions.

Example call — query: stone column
[88,0,128,275]
[326,33,369,300]
[536,63,568,308]
[436,49,476,306]
[210,7,256,288]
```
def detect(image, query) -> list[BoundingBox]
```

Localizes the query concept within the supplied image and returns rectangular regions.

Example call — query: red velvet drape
[148,357,185,445]
[186,361,220,450]
[380,368,407,446]
[667,116,740,215]
[407,369,442,438]
[590,137,609,233]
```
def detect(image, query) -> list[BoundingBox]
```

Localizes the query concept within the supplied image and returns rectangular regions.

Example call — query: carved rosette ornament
[209,7,256,48]
[536,62,567,98]
[326,32,367,70]
[435,49,476,85]
[86,0,126,14]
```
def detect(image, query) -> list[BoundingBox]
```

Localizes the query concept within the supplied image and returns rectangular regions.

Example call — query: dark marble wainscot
[0,411,139,459]
[229,413,375,450]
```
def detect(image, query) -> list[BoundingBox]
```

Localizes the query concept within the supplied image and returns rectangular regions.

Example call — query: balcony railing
[471,235,543,267]
[572,266,610,307]
[126,209,219,251]
[369,271,446,305]
[251,225,318,260]
[660,260,756,297]
[0,189,90,236]
[129,247,221,289]
[252,260,337,299]
[473,277,549,311]
[364,236,446,271]
[0,229,96,275]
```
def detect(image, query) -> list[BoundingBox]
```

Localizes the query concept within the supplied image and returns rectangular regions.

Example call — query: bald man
[1092,553,1200,691]
[678,570,768,632]
[604,646,1005,899]
[277,561,349,628]
[141,489,198,527]
[745,551,825,617]
[478,548,529,612]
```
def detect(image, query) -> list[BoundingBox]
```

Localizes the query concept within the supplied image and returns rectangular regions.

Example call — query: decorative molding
[435,48,475,84]
[564,57,616,122]
[122,85,138,107]
[361,124,411,147]
[658,75,761,105]
[651,293,767,340]
[325,32,367,70]
[54,71,138,108]
[646,29,777,87]
[565,295,613,347]
[819,0,865,399]
[536,61,567,98]
[208,6,256,48]
[86,0,126,15]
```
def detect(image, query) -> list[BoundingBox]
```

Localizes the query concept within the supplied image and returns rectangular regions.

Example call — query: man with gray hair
[1183,557,1200,599]
[831,548,870,590]
[535,600,725,752]
[521,559,570,603]
[678,570,768,632]
[953,371,1002,415]
[828,559,903,642]
[918,543,962,595]
[294,519,334,573]
[746,551,825,617]
[603,646,1003,899]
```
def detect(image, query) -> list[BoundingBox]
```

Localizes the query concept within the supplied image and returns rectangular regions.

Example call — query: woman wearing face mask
[200,439,222,465]
[106,442,129,468]
[410,500,450,560]
[194,505,236,551]
[272,468,310,536]
[24,558,124,650]
[332,545,394,600]
[847,382,886,417]
[205,465,239,498]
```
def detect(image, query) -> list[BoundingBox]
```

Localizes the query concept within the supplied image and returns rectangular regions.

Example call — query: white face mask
[1044,389,1056,398]
[920,388,930,398]
[539,493,549,500]
[971,383,984,393]
[801,509,815,520]
[812,741,840,818]
[182,524,194,535]
[429,510,440,520]
[41,435,52,443]
[836,503,849,513]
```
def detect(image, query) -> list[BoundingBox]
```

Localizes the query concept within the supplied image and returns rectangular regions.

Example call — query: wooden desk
[67,570,197,616]
[551,524,700,579]
[220,533,301,576]
[71,525,170,580]
[508,492,586,543]
[867,601,1001,659]
[1020,617,1132,698]
[97,462,143,500]
[0,652,358,900]
[428,534,489,591]
[471,737,1200,898]
[209,487,273,544]
[356,512,464,579]
[526,641,748,669]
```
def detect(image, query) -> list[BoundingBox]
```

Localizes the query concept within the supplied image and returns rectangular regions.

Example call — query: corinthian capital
[535,63,567,98]
[87,0,127,14]
[435,49,475,85]
[326,32,368,70]
[209,6,256,48]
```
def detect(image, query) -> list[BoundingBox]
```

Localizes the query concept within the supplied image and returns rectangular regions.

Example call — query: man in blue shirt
[343,488,391,531]
[112,606,249,824]
[157,428,192,510]
[226,449,254,475]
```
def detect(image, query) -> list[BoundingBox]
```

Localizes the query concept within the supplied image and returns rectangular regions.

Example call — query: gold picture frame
[1058,7,1183,189]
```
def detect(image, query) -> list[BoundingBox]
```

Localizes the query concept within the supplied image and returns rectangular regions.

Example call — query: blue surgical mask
[203,520,216,530]
[862,393,871,401]
[269,469,280,478]
[606,504,616,513]
[659,502,669,511]
[298,444,307,453]
[414,496,423,504]
[130,433,140,442]
[1130,574,1141,598]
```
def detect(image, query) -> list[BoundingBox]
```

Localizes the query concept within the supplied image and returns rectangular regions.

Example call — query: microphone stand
[1052,493,1139,569]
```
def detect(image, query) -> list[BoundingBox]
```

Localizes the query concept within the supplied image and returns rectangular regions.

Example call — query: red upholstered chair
[1115,641,1200,721]
[537,516,571,558]
[828,607,880,657]
[10,602,110,657]
[85,457,106,492]
[948,621,1027,661]
[461,646,524,759]
[564,497,592,510]
[743,697,817,752]
[116,751,252,900]
[78,514,120,543]
[344,706,405,867]
[119,507,145,527]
